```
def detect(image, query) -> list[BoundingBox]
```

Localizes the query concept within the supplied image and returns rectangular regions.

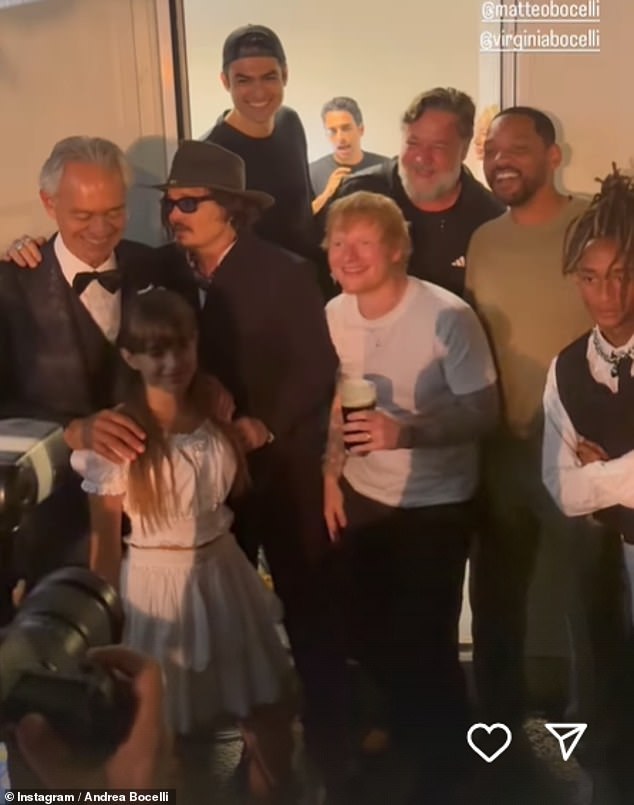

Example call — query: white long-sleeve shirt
[542,330,634,517]
[543,328,634,630]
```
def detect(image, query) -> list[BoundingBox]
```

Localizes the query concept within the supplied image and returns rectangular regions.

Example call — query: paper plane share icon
[545,723,587,761]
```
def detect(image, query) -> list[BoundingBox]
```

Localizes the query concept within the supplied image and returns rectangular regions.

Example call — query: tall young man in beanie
[204,25,319,273]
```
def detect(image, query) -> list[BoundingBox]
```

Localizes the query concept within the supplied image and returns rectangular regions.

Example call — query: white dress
[71,423,290,734]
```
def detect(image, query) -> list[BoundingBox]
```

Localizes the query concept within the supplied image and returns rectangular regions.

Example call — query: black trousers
[232,443,349,788]
[471,432,628,775]
[338,479,472,751]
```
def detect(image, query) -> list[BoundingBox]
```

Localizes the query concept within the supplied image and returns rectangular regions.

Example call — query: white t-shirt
[326,277,497,507]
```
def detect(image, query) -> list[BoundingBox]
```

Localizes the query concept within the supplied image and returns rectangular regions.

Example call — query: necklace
[592,329,634,377]
[186,251,215,290]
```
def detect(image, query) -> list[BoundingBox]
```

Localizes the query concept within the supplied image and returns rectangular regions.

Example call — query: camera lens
[0,567,133,757]
[16,566,123,653]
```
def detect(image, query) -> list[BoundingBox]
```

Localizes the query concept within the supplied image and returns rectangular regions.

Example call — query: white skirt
[120,531,290,734]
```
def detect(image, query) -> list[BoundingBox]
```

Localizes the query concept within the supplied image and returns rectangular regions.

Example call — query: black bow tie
[72,269,122,296]
[617,354,633,391]
[193,274,212,292]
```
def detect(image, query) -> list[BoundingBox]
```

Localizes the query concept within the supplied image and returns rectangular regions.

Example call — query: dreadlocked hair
[563,163,634,275]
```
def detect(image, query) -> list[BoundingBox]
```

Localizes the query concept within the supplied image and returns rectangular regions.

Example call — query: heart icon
[467,722,512,763]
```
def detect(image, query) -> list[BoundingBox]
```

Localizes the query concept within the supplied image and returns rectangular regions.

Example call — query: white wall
[182,0,499,174]
[514,2,629,195]
[510,3,628,659]
[0,0,175,247]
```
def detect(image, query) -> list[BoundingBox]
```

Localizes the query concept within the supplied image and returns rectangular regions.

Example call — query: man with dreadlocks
[465,107,592,738]
[542,165,634,798]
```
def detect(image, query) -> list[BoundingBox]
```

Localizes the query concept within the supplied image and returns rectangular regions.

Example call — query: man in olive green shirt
[466,107,601,738]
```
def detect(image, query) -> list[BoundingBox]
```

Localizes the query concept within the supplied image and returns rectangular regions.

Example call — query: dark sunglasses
[161,194,214,215]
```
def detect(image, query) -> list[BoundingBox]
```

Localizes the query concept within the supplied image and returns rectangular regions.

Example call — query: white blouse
[71,422,237,547]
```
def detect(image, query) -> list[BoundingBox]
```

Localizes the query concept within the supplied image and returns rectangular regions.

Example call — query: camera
[0,566,135,760]
[0,418,70,534]
[0,420,135,758]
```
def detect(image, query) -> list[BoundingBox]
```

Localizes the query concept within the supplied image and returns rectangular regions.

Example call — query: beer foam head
[340,378,376,409]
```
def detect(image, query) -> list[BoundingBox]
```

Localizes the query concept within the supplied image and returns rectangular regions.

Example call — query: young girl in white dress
[71,289,293,801]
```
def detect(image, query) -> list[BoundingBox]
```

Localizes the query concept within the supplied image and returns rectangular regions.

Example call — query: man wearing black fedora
[153,140,349,798]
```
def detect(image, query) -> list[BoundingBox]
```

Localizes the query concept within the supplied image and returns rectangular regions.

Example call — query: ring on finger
[15,240,24,251]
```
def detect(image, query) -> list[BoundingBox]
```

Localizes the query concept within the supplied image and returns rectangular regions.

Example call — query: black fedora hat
[153,140,274,209]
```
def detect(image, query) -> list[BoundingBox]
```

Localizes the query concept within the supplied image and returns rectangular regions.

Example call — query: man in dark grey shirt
[310,96,389,216]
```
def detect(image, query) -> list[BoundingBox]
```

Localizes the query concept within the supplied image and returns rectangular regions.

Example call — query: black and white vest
[556,331,634,542]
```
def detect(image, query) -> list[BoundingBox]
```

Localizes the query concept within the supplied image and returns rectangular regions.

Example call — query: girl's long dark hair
[117,288,247,532]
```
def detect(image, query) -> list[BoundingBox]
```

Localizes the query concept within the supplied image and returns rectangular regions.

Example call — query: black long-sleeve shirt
[204,107,318,263]
[337,160,505,298]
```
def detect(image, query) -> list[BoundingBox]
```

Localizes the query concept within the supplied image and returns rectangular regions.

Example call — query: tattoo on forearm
[323,399,346,478]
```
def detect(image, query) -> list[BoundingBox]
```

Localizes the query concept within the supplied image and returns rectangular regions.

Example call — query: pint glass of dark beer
[340,378,377,452]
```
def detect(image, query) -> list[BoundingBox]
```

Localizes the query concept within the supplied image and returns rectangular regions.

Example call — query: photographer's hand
[14,647,170,788]
[64,410,146,464]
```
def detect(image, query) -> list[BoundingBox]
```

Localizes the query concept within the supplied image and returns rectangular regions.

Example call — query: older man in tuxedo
[5,140,349,799]
[0,136,156,619]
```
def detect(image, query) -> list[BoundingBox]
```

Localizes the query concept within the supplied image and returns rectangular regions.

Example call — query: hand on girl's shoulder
[199,374,236,423]
[65,408,146,464]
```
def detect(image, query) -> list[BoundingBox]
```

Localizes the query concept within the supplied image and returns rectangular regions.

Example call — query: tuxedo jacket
[0,237,157,425]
